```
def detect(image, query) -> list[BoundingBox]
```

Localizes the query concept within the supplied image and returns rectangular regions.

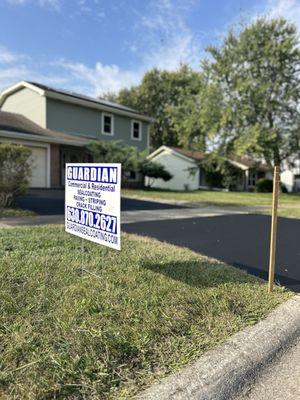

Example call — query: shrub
[0,144,32,207]
[200,153,241,191]
[140,160,172,187]
[87,140,172,186]
[281,183,288,193]
[255,178,273,192]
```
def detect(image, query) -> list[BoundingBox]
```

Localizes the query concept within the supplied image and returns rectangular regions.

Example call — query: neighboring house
[0,81,152,188]
[280,159,300,192]
[147,146,272,191]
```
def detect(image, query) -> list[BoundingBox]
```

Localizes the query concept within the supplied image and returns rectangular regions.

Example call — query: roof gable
[0,81,153,122]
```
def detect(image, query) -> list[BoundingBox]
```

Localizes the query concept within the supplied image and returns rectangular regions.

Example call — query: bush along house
[0,81,152,188]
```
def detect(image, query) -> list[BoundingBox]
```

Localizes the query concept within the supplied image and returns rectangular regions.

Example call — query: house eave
[0,81,154,123]
[44,91,153,122]
[0,130,89,147]
[148,146,198,164]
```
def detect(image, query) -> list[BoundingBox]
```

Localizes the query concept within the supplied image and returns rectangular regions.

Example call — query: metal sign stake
[81,238,84,275]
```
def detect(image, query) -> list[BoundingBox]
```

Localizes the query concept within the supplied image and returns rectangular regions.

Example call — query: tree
[205,17,300,166]
[87,141,141,184]
[140,159,172,187]
[0,144,32,207]
[200,153,242,191]
[87,140,172,185]
[115,65,203,149]
[168,66,223,151]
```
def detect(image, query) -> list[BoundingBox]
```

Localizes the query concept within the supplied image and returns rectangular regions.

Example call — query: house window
[131,120,142,140]
[248,170,257,186]
[102,113,114,136]
[129,171,137,180]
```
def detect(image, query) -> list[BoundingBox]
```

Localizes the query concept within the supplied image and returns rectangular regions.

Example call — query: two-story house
[0,81,152,188]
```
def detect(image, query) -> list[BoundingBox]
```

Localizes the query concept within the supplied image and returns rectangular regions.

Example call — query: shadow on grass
[141,258,300,292]
[141,259,258,289]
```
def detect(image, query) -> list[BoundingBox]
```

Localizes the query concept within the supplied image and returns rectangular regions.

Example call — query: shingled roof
[26,81,140,115]
[160,146,270,171]
[0,110,90,144]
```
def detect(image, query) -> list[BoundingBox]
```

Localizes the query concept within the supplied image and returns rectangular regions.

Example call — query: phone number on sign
[66,206,117,234]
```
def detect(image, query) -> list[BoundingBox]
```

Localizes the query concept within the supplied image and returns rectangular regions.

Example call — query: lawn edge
[137,294,300,400]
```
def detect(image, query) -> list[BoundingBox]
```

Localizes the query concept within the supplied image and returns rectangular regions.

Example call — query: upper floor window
[131,120,142,141]
[102,113,114,136]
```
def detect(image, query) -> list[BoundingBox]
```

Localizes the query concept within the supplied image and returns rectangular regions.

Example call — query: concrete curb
[137,295,300,400]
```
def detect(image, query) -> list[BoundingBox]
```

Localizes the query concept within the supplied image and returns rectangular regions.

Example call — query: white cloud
[6,0,62,11]
[54,60,140,95]
[267,0,300,28]
[0,46,21,63]
[54,0,204,95]
[133,0,203,71]
[1,0,204,96]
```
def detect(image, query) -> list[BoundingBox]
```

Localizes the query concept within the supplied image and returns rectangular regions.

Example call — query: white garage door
[29,146,47,188]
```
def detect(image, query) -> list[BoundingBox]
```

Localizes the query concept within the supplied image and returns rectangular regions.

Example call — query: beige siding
[146,151,199,191]
[1,88,46,127]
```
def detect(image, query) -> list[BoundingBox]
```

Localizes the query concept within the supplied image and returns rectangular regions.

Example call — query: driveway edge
[137,295,300,400]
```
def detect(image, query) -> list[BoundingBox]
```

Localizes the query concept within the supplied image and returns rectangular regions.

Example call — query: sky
[0,0,300,97]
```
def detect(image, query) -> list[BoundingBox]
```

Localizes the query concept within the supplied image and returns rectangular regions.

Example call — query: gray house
[0,81,152,188]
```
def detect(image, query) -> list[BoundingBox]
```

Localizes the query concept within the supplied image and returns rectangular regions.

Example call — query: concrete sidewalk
[0,204,249,228]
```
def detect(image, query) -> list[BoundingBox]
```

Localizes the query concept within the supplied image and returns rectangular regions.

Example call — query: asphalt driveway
[123,214,300,292]
[18,189,186,215]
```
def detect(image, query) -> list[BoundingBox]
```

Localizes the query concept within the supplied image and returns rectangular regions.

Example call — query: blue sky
[0,0,299,96]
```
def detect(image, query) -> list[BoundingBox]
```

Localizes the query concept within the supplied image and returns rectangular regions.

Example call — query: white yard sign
[65,163,121,250]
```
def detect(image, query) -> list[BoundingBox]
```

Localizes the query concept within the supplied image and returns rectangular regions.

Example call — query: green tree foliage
[255,178,273,193]
[140,159,172,187]
[200,153,242,191]
[87,140,141,172]
[168,65,223,151]
[206,17,300,166]
[115,65,203,149]
[0,144,32,207]
[87,141,172,184]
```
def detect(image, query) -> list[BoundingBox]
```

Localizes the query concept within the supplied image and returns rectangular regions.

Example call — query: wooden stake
[268,165,280,293]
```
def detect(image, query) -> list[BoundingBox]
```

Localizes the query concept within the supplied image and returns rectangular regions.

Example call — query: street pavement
[240,337,300,400]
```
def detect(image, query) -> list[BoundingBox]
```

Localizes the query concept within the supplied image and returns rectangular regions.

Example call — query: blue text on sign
[67,166,118,184]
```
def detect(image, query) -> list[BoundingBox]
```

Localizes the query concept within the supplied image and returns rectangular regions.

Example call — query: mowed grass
[123,188,300,208]
[0,207,35,218]
[0,226,291,399]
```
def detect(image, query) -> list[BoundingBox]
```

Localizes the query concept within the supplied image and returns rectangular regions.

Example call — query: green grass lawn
[123,188,300,218]
[0,207,35,218]
[123,188,300,207]
[0,226,291,399]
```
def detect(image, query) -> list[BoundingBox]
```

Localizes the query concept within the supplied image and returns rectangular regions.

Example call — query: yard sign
[65,163,121,250]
